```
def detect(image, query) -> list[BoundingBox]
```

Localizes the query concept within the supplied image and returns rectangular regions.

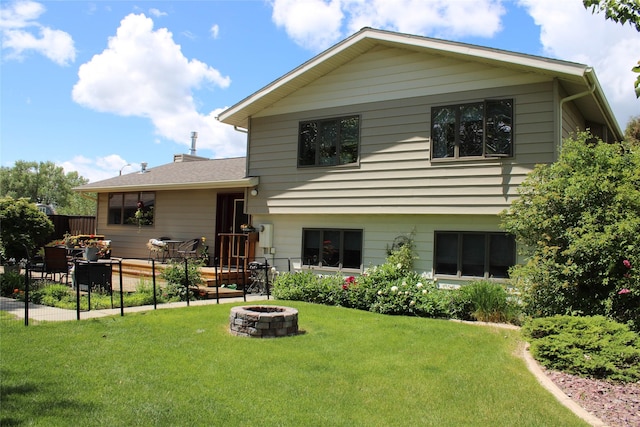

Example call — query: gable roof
[217,27,622,139]
[75,157,257,193]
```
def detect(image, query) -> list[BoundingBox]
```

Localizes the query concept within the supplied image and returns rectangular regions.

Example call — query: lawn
[0,301,587,426]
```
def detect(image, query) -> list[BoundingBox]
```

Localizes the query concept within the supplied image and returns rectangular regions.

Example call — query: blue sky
[1,0,638,183]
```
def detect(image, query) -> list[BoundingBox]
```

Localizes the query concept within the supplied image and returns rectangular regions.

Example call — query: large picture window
[302,228,363,269]
[298,115,359,167]
[431,99,513,159]
[108,192,155,226]
[434,231,515,278]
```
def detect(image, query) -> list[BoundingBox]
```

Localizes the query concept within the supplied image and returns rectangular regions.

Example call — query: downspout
[558,71,596,152]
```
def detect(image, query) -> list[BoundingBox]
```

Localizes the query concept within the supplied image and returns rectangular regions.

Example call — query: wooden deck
[115,258,247,299]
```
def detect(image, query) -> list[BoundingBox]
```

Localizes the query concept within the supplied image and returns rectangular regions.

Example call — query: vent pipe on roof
[190,131,198,156]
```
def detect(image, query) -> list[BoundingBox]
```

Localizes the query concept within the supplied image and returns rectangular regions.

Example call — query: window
[434,231,515,278]
[108,192,155,226]
[302,228,363,269]
[431,99,513,159]
[298,115,359,167]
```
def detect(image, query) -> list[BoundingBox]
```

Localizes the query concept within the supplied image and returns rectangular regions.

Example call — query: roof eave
[74,176,259,193]
[216,28,591,129]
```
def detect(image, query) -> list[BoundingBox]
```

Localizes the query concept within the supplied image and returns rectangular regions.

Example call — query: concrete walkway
[0,294,270,322]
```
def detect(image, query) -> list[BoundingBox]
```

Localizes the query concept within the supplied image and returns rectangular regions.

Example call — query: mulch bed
[542,367,640,427]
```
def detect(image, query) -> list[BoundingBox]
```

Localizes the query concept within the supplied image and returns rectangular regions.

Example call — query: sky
[1,0,638,183]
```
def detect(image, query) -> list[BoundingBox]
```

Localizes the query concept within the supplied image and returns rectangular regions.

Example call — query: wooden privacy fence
[48,215,96,240]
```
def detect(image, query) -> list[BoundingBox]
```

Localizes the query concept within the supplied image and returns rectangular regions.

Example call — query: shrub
[522,315,640,383]
[501,133,640,329]
[454,280,521,324]
[0,271,25,297]
[160,259,204,301]
[0,197,54,262]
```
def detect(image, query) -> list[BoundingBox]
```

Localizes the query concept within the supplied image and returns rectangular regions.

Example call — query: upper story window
[108,192,155,226]
[434,231,515,279]
[298,115,360,167]
[302,228,363,270]
[431,99,513,159]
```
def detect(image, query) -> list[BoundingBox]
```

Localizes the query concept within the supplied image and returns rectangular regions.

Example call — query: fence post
[152,258,157,309]
[264,258,271,300]
[24,263,29,326]
[184,257,190,306]
[118,259,124,317]
[75,259,80,320]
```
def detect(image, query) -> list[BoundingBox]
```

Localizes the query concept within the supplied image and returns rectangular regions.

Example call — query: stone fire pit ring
[229,305,299,338]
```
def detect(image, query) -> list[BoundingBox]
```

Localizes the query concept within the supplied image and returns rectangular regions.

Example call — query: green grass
[1,302,587,426]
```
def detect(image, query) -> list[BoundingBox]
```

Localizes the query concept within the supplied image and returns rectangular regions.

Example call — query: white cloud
[149,8,167,18]
[72,13,244,159]
[518,0,639,126]
[60,155,135,183]
[270,0,636,127]
[0,0,75,65]
[210,23,219,39]
[270,0,505,52]
[342,0,504,39]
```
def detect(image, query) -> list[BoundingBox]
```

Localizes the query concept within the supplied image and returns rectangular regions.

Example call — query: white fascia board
[74,176,259,193]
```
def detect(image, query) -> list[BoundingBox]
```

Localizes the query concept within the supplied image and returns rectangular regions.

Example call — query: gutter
[73,176,260,193]
[558,73,596,151]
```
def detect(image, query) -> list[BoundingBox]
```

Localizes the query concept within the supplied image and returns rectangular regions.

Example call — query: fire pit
[229,305,298,338]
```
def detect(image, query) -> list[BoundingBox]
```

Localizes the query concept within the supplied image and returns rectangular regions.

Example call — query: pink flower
[623,259,632,269]
[342,284,348,290]
[345,276,356,284]
[618,288,631,295]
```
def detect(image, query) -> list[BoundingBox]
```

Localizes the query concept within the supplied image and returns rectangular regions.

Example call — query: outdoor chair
[176,238,200,259]
[42,246,71,284]
[147,236,171,262]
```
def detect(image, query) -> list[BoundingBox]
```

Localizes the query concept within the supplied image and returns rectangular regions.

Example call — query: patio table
[163,240,184,261]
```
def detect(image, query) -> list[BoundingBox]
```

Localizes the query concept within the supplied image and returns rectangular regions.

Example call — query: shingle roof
[75,157,257,192]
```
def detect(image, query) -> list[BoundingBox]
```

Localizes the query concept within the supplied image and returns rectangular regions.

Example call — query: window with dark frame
[302,228,363,269]
[108,192,155,226]
[434,231,515,278]
[298,115,360,167]
[431,99,513,159]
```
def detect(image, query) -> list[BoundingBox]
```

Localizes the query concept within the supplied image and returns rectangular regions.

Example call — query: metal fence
[0,258,279,325]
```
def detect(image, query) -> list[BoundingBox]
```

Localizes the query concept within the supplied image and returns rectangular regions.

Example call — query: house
[216,27,622,286]
[75,154,257,261]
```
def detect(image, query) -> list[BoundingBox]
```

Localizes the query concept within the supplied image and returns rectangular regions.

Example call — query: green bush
[0,197,54,262]
[160,259,204,301]
[522,315,640,383]
[501,133,640,330]
[454,280,521,324]
[273,243,476,321]
[0,271,25,297]
[273,240,524,323]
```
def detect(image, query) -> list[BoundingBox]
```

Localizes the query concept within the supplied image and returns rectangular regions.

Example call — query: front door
[215,193,249,261]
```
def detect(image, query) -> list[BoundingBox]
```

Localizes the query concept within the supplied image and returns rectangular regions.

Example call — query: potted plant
[84,239,100,261]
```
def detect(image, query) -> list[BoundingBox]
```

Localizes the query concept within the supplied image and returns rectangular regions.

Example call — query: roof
[75,157,258,193]
[217,27,622,139]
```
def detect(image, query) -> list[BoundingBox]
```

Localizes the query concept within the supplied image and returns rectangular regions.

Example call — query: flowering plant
[200,237,209,261]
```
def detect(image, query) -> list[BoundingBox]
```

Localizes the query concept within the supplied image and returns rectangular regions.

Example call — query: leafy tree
[0,197,54,262]
[0,160,95,215]
[501,132,640,329]
[583,0,640,97]
[625,115,640,145]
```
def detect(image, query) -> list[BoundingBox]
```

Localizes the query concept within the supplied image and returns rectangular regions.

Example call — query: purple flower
[618,288,631,295]
[623,259,632,269]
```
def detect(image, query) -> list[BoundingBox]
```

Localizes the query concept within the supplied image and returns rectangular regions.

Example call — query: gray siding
[253,213,523,286]
[247,81,556,215]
